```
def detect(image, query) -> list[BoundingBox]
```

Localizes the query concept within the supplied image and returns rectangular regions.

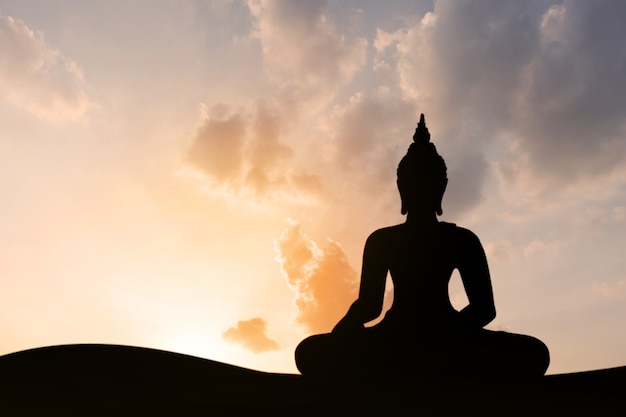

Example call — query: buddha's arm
[457,229,496,328]
[332,230,388,334]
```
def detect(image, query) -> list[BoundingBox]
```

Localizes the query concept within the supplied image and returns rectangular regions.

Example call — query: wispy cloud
[0,12,94,123]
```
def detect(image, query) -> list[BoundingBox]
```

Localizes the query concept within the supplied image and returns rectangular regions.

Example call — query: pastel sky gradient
[1,0,625,375]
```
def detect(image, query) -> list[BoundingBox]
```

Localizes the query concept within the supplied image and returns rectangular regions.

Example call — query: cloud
[376,0,626,199]
[612,207,626,224]
[0,12,93,123]
[592,280,626,300]
[222,317,279,353]
[485,240,517,264]
[510,2,626,180]
[444,152,488,217]
[323,92,418,203]
[187,106,247,185]
[523,239,558,259]
[247,0,367,113]
[574,206,626,229]
[324,90,488,218]
[186,102,324,202]
[206,0,234,16]
[190,1,490,218]
[274,220,358,334]
[328,92,415,169]
[191,1,626,223]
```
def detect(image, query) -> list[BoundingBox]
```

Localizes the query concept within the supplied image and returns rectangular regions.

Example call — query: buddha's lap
[296,329,549,376]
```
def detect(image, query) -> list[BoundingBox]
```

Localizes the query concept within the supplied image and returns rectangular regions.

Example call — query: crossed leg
[295,328,550,380]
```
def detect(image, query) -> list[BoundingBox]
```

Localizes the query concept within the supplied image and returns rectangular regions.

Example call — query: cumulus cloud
[186,102,324,202]
[274,220,358,334]
[222,317,279,353]
[247,0,367,113]
[511,2,626,180]
[376,0,626,199]
[191,1,489,218]
[192,1,626,221]
[0,12,93,123]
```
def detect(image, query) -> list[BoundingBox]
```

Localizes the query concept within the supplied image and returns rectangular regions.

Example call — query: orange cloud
[187,110,247,185]
[186,102,324,203]
[222,317,279,353]
[274,221,358,334]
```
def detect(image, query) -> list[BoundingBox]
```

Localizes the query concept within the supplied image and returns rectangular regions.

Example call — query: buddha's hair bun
[397,114,447,215]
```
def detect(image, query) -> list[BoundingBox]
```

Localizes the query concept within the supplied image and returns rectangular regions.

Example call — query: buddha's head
[397,114,447,216]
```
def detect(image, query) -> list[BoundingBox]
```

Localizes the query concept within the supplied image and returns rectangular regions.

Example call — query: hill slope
[0,344,623,416]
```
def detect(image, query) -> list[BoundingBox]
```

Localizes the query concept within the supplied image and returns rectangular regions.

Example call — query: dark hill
[0,344,623,416]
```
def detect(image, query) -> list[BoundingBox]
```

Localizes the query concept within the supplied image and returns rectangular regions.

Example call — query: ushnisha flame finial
[412,113,431,144]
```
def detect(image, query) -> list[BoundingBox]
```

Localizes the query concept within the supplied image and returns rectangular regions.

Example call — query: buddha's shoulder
[367,222,480,239]
[439,222,482,244]
[368,224,404,237]
[364,225,403,246]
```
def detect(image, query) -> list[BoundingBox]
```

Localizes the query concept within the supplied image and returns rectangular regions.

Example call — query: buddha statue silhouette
[295,114,550,380]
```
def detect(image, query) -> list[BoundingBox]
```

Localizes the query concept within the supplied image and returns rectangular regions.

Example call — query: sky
[1,0,625,375]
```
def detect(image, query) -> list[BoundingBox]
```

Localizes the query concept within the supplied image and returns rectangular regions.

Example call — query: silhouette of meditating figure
[296,115,550,380]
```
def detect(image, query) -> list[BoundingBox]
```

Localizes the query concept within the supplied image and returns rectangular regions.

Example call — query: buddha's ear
[436,178,448,216]
[398,179,408,215]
